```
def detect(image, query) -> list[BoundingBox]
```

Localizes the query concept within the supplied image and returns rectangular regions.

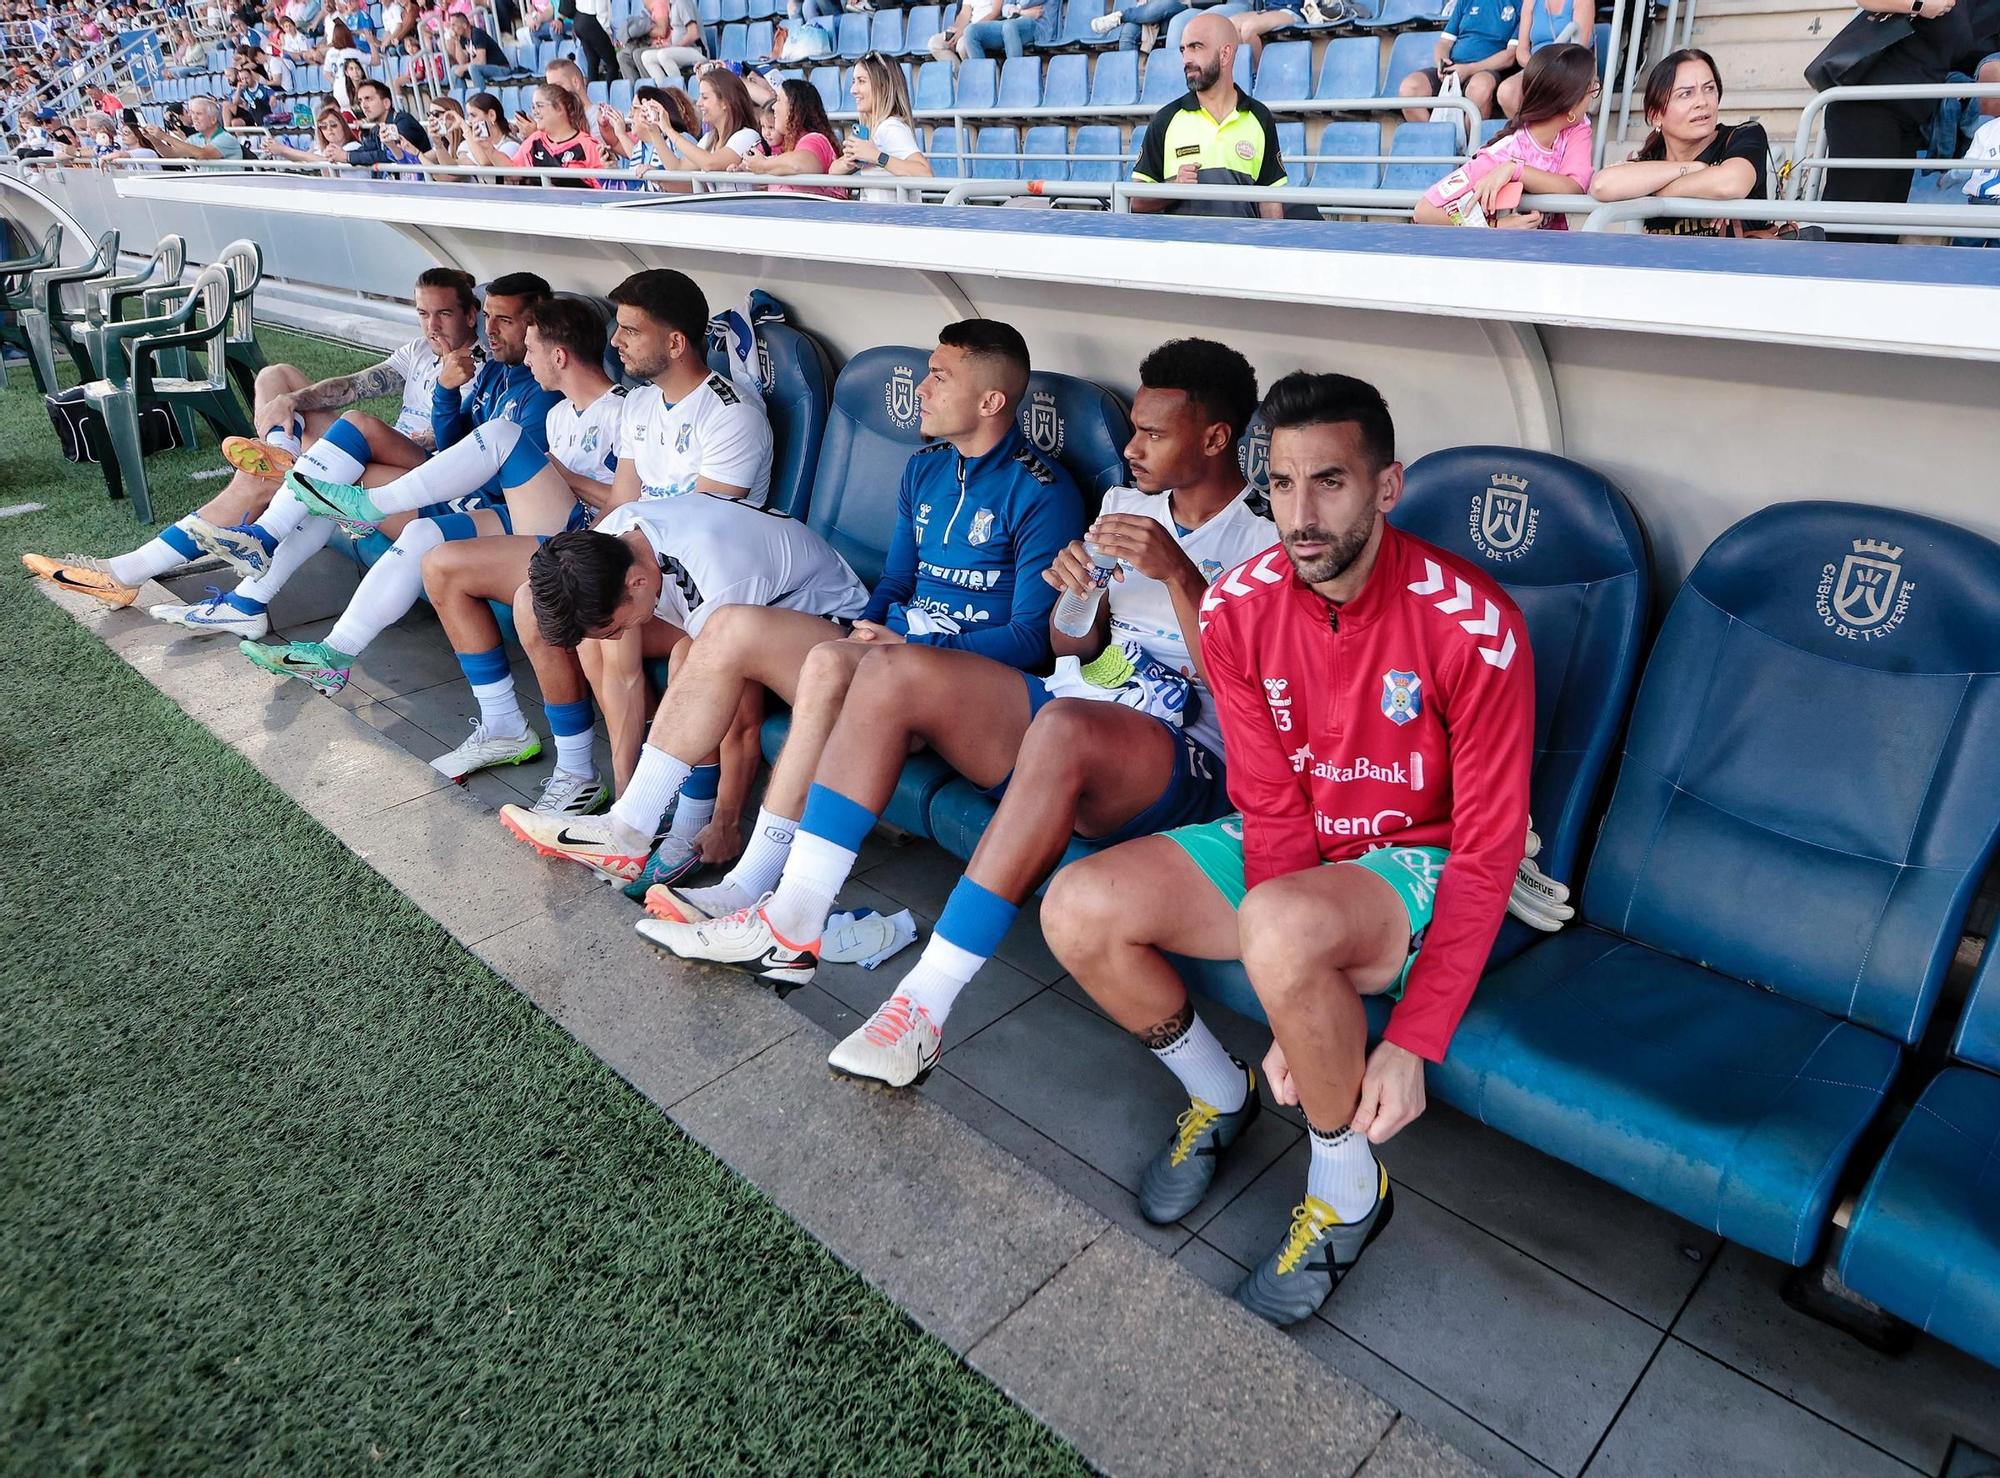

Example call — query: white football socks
[324,517,442,656]
[1151,1012,1248,1113]
[255,484,315,544]
[761,830,853,943]
[889,935,985,1030]
[1306,1124,1381,1220]
[552,729,596,779]
[235,515,333,605]
[295,434,366,486]
[354,419,520,516]
[668,790,716,844]
[718,807,797,901]
[107,517,202,586]
[471,673,526,739]
[609,745,693,840]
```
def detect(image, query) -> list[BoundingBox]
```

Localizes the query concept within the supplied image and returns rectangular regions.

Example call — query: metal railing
[1790,82,2000,202]
[1581,194,2000,237]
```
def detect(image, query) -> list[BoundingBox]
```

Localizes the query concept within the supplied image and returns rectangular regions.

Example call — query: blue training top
[431,358,563,457]
[862,421,1085,672]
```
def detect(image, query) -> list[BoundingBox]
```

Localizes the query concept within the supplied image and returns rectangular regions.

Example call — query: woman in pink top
[740,79,847,198]
[1414,42,1598,229]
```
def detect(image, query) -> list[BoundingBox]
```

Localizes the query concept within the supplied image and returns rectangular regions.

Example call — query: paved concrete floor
[121,558,2000,1477]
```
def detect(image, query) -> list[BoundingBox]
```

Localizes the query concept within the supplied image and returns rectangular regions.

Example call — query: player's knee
[253,362,301,396]
[845,642,921,713]
[1042,855,1122,964]
[1017,699,1101,783]
[510,579,544,648]
[419,538,473,598]
[1239,876,1330,988]
[692,601,760,661]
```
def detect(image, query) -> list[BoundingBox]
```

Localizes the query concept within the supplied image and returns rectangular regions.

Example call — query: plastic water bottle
[1052,542,1120,638]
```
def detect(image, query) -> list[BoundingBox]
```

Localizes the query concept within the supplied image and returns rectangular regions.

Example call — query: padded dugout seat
[1840,950,2000,1366]
[772,347,1131,840]
[1440,502,2000,1267]
[1170,447,1649,1024]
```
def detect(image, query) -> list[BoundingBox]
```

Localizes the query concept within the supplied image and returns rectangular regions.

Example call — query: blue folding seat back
[929,124,964,175]
[1839,964,2000,1366]
[1383,31,1440,96]
[1069,123,1125,182]
[1017,370,1130,506]
[1058,0,1113,44]
[974,125,1019,178]
[1311,121,1382,188]
[1383,120,1458,189]
[837,10,870,58]
[808,65,842,114]
[903,5,944,53]
[1044,52,1088,109]
[720,0,747,19]
[1255,39,1309,101]
[1357,0,1448,23]
[608,78,636,110]
[1142,49,1184,104]
[1478,116,1507,146]
[915,57,954,110]
[999,56,1042,109]
[586,80,611,105]
[957,57,998,109]
[697,0,721,19]
[703,322,833,520]
[1447,502,2000,1265]
[718,22,748,61]
[1275,121,1305,175]
[1021,124,1068,179]
[1091,48,1139,106]
[870,8,904,52]
[745,19,775,59]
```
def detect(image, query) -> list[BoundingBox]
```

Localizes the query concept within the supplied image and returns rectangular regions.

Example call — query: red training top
[1197,522,1534,1063]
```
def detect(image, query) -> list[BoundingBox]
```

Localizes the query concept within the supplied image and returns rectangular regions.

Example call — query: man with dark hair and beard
[1043,371,1534,1327]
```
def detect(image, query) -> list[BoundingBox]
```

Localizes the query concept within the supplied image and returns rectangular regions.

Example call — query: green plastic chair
[69,234,188,381]
[18,227,120,394]
[0,223,64,391]
[216,239,267,408]
[82,264,253,523]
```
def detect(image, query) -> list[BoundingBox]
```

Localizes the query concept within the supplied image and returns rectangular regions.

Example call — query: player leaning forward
[1046,372,1533,1326]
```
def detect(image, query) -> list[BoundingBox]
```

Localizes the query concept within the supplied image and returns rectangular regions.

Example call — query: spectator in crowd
[1589,48,1770,235]
[1400,0,1522,123]
[225,59,279,125]
[445,10,510,87]
[106,116,162,163]
[828,50,930,197]
[353,75,431,152]
[1416,41,1595,226]
[380,0,418,47]
[1952,99,2000,240]
[656,65,764,176]
[1814,0,2000,208]
[422,92,474,162]
[740,76,845,194]
[323,19,367,100]
[264,101,363,160]
[929,0,1002,60]
[465,88,518,148]
[333,53,370,110]
[166,25,208,75]
[598,83,697,189]
[963,0,1058,60]
[1496,0,1592,117]
[141,92,247,159]
[1090,0,1185,52]
[623,0,703,82]
[1129,12,1286,218]
[467,79,607,183]
[277,14,317,64]
[545,53,592,112]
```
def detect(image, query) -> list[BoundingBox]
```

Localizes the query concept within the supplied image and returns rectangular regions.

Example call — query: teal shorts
[1163,812,1448,998]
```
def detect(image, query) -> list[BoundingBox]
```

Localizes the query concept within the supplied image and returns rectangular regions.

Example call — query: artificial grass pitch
[0,330,1088,1476]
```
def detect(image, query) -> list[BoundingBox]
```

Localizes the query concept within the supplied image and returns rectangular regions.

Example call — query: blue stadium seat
[720,0,747,19]
[608,78,636,110]
[1433,501,2000,1268]
[929,124,965,175]
[1383,30,1441,96]
[837,65,858,112]
[1275,121,1305,171]
[999,56,1043,109]
[1144,51,1184,105]
[1043,52,1089,109]
[1478,117,1506,146]
[1069,123,1126,182]
[586,80,611,105]
[870,8,905,52]
[697,0,721,19]
[1383,120,1459,189]
[1310,121,1383,188]
[902,5,944,54]
[745,19,775,59]
[1356,0,1448,23]
[974,125,1020,178]
[915,58,954,111]
[1090,48,1139,106]
[772,345,954,836]
[1841,961,2000,1367]
[1058,0,1114,45]
[1315,35,1380,99]
[957,57,999,110]
[1021,124,1069,179]
[702,319,833,521]
[1255,40,1310,102]
[837,11,870,58]
[808,65,842,115]
[718,22,748,61]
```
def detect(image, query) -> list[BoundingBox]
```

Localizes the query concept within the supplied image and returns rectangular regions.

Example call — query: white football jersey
[1096,484,1278,757]
[544,384,627,485]
[383,338,482,440]
[592,493,866,637]
[615,372,773,507]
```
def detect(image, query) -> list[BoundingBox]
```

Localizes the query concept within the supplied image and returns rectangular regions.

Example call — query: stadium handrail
[1790,82,2000,201]
[1580,194,2000,237]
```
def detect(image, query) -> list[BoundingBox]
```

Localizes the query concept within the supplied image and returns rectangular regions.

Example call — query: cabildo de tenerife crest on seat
[1440,498,2000,1268]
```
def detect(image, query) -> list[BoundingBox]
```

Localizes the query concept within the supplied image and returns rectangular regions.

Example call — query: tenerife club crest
[1238,419,1271,493]
[674,423,693,454]
[1469,473,1538,561]
[1816,538,1914,641]
[1022,390,1064,456]
[967,508,996,545]
[886,365,919,428]
[1381,669,1422,726]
